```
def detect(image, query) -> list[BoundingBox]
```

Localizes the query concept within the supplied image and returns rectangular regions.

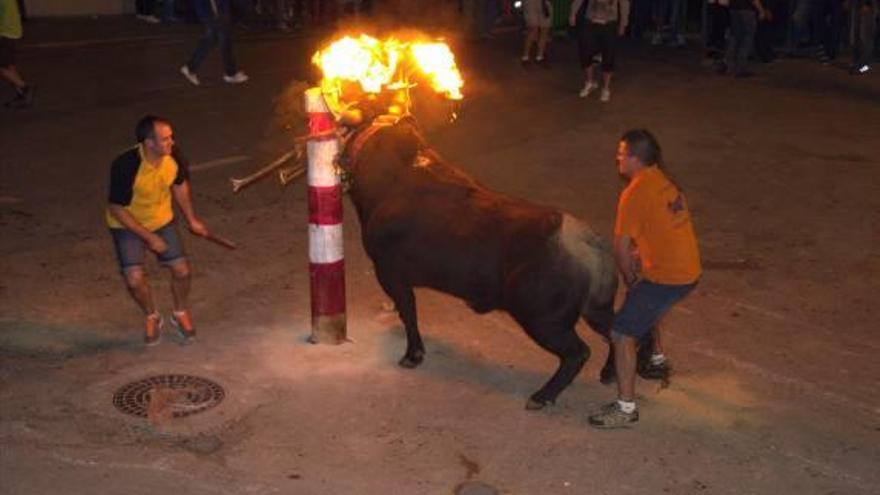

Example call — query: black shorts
[578,21,617,72]
[0,37,15,68]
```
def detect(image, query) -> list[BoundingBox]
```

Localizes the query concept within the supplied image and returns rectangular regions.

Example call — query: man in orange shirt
[589,129,701,428]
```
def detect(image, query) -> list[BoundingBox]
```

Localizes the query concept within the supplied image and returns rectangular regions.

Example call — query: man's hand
[188,217,209,237]
[146,233,169,254]
[569,15,577,27]
[618,24,627,37]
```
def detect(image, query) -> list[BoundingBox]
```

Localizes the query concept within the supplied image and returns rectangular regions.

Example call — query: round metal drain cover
[113,374,225,419]
[454,481,500,495]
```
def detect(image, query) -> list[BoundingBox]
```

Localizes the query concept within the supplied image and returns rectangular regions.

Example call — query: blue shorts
[109,220,187,271]
[612,279,697,341]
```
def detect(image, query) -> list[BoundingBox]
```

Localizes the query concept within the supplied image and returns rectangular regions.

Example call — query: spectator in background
[570,0,631,103]
[816,0,845,64]
[851,0,877,74]
[705,0,730,62]
[0,0,33,108]
[181,0,249,85]
[161,0,178,23]
[136,0,161,23]
[720,0,768,77]
[788,0,822,57]
[754,0,778,63]
[629,0,653,39]
[651,0,686,47]
[466,0,494,41]
[521,0,553,65]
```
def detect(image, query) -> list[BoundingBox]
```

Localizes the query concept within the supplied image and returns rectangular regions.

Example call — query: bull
[339,115,629,409]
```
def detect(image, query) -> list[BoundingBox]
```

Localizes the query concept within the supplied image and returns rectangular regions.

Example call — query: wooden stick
[201,232,238,250]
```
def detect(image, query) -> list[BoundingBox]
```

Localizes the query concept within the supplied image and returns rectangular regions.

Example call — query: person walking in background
[815,0,846,64]
[466,0,494,41]
[753,0,778,63]
[851,0,877,75]
[521,0,552,65]
[0,0,33,108]
[651,0,686,47]
[136,0,160,23]
[705,0,730,63]
[719,0,768,77]
[788,0,822,57]
[570,0,631,103]
[161,0,178,23]
[181,0,249,85]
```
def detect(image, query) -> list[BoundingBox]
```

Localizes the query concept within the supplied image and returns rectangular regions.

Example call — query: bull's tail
[558,214,618,336]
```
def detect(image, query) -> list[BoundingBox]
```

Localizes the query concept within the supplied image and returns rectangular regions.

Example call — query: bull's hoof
[525,396,553,411]
[398,353,424,369]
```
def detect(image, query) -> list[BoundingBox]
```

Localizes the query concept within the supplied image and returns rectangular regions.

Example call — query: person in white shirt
[570,0,631,102]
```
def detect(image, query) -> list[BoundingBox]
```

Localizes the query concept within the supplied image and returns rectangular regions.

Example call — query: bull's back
[365,162,575,310]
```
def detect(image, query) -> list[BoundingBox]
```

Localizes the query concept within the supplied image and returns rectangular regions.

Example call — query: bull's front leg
[375,267,425,368]
[395,287,425,368]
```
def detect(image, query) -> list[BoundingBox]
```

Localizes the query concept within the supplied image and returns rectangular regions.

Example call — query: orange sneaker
[171,310,196,343]
[144,312,163,346]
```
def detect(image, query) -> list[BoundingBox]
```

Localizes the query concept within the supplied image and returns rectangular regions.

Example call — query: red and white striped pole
[304,88,346,344]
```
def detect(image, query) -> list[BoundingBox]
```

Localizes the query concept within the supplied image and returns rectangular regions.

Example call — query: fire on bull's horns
[312,34,464,122]
[229,34,464,193]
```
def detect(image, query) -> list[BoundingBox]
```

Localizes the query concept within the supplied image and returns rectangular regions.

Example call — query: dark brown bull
[341,116,620,409]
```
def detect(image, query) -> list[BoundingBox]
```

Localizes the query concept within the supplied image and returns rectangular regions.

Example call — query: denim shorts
[612,279,697,340]
[109,220,186,271]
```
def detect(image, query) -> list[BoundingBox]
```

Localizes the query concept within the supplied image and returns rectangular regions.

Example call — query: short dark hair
[620,129,663,167]
[135,115,170,143]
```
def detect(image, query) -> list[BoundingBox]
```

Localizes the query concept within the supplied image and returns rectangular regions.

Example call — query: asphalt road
[1,14,879,495]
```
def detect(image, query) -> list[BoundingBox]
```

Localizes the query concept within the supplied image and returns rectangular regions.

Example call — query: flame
[410,42,463,100]
[312,34,464,112]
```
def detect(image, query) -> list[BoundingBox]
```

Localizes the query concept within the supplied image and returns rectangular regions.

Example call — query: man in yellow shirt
[589,129,701,428]
[107,116,210,345]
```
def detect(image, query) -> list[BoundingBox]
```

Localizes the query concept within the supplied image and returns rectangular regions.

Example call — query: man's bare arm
[172,180,208,237]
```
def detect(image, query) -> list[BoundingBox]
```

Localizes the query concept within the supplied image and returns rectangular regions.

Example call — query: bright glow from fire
[312,34,464,104]
[411,42,464,100]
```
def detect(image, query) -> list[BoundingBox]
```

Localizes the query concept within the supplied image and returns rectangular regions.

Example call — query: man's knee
[123,267,147,290]
[169,260,191,279]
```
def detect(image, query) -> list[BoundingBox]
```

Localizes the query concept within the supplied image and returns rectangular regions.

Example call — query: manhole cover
[112,374,225,419]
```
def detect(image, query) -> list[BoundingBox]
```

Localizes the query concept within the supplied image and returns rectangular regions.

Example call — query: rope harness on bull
[335,112,435,193]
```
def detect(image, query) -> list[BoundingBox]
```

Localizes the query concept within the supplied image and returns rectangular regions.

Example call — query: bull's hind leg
[375,267,425,368]
[525,327,591,410]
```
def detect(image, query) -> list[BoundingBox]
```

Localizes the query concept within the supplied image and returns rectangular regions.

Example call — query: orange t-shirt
[615,166,701,285]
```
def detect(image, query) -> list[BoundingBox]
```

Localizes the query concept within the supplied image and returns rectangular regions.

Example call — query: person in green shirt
[0,0,33,108]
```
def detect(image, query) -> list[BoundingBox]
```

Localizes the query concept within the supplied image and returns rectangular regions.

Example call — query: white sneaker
[180,65,200,86]
[136,14,160,24]
[223,71,249,84]
[579,81,598,98]
[600,88,611,102]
